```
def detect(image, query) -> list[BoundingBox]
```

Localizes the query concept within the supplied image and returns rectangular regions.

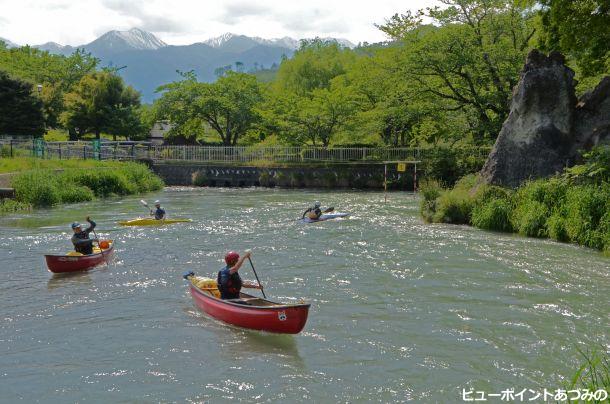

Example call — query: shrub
[192,170,208,187]
[419,179,442,223]
[547,211,570,242]
[120,163,164,192]
[472,198,513,232]
[432,186,474,224]
[9,162,164,208]
[564,185,609,249]
[474,184,513,204]
[12,171,61,207]
[69,170,135,197]
[58,184,95,204]
[0,199,31,214]
[512,200,549,237]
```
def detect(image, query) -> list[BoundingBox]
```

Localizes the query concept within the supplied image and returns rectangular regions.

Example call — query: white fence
[0,140,490,163]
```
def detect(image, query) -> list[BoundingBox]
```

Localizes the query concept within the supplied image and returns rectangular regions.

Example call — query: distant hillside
[2,29,356,102]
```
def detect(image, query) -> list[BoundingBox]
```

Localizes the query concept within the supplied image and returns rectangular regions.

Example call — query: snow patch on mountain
[94,28,167,50]
[203,32,355,50]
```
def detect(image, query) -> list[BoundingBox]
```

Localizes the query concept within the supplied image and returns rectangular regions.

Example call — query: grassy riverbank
[0,158,164,213]
[421,147,610,254]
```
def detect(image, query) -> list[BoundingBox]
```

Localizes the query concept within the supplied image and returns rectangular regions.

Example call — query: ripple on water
[0,188,608,402]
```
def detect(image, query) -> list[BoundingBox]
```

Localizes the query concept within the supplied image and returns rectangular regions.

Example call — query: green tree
[0,46,98,129]
[378,0,536,143]
[538,0,610,77]
[0,70,45,137]
[275,83,358,146]
[154,71,263,145]
[61,71,142,140]
[266,40,358,146]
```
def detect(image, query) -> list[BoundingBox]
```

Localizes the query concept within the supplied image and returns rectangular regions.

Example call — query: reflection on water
[0,187,609,402]
[47,271,93,290]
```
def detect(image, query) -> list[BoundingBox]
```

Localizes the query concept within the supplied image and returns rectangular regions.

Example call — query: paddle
[140,199,153,215]
[323,207,335,213]
[244,249,266,299]
[88,217,108,267]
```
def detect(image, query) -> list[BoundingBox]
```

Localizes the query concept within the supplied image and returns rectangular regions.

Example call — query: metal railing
[0,139,490,163]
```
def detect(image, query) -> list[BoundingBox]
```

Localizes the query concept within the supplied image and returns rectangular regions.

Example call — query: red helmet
[224,251,240,266]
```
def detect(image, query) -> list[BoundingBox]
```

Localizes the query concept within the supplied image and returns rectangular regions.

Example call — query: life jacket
[217,267,242,299]
[72,231,93,254]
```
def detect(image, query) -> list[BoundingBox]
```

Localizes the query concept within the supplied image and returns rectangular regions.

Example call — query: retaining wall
[150,162,417,190]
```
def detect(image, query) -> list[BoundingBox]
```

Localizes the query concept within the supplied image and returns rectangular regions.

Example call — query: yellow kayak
[118,218,192,226]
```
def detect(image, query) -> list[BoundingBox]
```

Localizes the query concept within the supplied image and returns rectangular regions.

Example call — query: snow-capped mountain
[203,32,355,50]
[36,42,74,54]
[87,28,167,54]
[2,29,361,102]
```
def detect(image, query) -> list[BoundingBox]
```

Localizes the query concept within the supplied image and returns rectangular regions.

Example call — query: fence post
[58,143,62,159]
[10,140,13,157]
[83,145,86,160]
[131,144,135,159]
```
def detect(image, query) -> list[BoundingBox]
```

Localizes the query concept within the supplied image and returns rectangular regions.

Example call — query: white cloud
[0,0,436,46]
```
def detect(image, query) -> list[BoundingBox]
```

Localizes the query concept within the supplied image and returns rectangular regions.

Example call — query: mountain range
[0,29,356,103]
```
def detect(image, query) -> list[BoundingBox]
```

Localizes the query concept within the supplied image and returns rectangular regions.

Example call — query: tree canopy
[154,71,263,145]
[61,71,142,140]
[0,71,45,137]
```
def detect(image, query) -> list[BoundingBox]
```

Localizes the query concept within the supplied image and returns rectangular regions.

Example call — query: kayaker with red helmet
[217,251,262,300]
[71,216,98,255]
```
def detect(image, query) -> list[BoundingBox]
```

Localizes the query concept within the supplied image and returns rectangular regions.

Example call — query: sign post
[33,138,44,158]
[92,139,101,160]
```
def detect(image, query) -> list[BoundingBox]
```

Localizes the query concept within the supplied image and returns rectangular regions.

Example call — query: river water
[0,187,608,403]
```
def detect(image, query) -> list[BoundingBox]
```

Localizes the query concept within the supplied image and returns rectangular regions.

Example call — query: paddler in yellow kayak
[150,200,166,220]
[71,216,98,255]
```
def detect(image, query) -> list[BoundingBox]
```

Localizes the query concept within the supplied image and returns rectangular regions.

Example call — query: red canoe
[44,241,114,274]
[184,273,310,334]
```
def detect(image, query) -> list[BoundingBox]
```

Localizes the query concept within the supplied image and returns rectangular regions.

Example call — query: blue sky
[0,0,435,45]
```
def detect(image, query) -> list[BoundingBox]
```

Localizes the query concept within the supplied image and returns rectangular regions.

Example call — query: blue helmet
[71,222,81,229]
[314,201,321,208]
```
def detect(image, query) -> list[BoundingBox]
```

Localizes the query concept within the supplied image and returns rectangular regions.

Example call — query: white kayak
[300,213,350,223]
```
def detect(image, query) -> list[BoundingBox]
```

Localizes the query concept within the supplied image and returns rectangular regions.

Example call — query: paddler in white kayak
[150,200,166,220]
[302,201,334,220]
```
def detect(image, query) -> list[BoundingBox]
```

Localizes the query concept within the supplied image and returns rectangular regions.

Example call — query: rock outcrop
[481,50,610,188]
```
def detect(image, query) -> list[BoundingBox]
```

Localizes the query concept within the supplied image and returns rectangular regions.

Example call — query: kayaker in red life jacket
[217,251,262,300]
[71,217,98,255]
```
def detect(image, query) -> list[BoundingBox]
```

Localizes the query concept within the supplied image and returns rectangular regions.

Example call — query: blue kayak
[301,213,349,223]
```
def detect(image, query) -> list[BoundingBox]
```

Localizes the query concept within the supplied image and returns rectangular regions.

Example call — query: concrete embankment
[150,162,417,190]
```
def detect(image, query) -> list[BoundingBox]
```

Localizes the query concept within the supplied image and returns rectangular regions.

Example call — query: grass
[568,349,610,403]
[421,146,610,252]
[0,156,138,174]
[1,157,164,212]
